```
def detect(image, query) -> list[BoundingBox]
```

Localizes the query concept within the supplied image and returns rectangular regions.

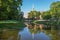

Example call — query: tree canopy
[28,11,41,20]
[50,1,60,20]
[0,0,22,20]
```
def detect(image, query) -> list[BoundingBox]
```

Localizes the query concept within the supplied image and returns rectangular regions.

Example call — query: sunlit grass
[0,20,25,29]
[0,20,18,23]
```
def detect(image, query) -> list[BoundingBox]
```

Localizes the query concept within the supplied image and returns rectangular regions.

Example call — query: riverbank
[33,20,51,25]
[0,20,25,29]
[0,20,18,23]
[33,20,60,30]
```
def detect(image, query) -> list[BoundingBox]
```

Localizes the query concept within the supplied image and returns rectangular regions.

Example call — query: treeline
[28,1,60,20]
[28,11,41,20]
[0,0,23,20]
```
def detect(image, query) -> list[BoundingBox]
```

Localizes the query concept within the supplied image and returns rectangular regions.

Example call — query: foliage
[43,11,52,20]
[0,0,22,20]
[40,1,60,20]
[28,11,40,20]
[50,1,60,20]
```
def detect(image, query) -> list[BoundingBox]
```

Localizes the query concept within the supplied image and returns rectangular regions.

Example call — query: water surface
[0,23,60,40]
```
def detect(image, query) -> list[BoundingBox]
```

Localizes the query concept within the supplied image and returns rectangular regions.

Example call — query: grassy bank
[35,20,60,30]
[0,20,25,29]
[34,20,52,25]
[0,20,18,23]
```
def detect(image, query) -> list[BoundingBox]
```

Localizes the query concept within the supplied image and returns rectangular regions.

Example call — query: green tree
[50,1,60,20]
[28,11,41,20]
[0,0,22,20]
[43,11,52,20]
[49,1,60,27]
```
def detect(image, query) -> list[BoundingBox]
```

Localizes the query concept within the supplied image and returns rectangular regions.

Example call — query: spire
[32,4,34,11]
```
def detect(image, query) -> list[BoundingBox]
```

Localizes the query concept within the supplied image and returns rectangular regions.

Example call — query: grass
[0,20,25,29]
[0,20,18,23]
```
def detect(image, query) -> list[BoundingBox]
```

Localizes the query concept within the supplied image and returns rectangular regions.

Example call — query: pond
[0,22,60,40]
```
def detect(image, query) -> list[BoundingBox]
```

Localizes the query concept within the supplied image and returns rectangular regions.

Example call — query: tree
[43,1,60,21]
[0,0,22,20]
[50,1,60,20]
[43,11,52,20]
[49,1,60,29]
[18,11,24,20]
[28,11,41,20]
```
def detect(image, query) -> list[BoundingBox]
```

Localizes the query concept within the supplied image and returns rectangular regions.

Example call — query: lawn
[0,20,25,29]
[0,20,18,23]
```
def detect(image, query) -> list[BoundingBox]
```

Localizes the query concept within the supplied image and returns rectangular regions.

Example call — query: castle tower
[32,4,35,11]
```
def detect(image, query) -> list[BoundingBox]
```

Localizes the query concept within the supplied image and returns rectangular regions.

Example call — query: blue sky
[21,0,60,18]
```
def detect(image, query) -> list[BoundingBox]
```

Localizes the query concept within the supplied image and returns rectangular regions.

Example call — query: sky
[21,0,60,18]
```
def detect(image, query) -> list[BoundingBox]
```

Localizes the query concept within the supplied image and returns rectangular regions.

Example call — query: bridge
[34,20,50,22]
[35,20,50,22]
[33,19,57,25]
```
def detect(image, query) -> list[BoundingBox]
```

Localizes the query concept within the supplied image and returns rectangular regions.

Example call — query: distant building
[39,12,43,20]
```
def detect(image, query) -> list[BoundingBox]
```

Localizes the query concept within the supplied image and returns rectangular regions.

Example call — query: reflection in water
[19,27,50,40]
[0,29,20,40]
[19,27,33,40]
[20,22,51,40]
[19,23,60,40]
[1,23,60,40]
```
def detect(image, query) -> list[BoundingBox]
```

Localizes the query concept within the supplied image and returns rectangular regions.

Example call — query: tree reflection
[1,29,19,40]
[29,24,41,34]
[0,29,23,40]
[51,30,60,40]
[28,23,60,40]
